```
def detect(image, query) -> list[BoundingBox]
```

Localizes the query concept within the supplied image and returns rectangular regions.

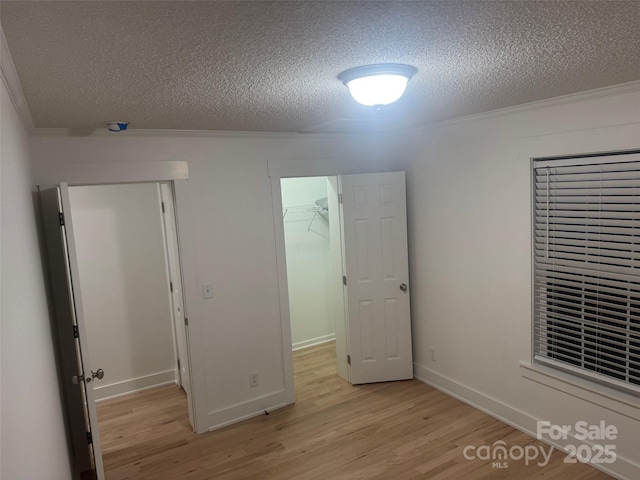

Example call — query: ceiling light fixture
[338,64,417,107]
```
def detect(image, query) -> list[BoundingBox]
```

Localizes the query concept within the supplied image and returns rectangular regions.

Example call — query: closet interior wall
[281,177,336,350]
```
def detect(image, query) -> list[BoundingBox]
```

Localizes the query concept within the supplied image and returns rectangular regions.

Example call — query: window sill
[520,362,640,421]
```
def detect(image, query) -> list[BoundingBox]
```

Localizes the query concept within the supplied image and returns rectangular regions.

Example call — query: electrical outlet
[429,347,437,362]
[249,372,259,388]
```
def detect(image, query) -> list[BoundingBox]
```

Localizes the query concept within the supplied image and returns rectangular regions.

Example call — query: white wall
[29,86,640,478]
[1,82,72,477]
[281,177,335,349]
[68,183,176,401]
[398,88,640,479]
[29,131,398,430]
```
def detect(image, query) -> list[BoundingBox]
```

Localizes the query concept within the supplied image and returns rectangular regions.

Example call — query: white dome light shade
[345,75,409,107]
[338,64,417,107]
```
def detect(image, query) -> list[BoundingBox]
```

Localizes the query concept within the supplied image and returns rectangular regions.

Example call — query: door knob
[91,369,105,380]
[400,283,408,292]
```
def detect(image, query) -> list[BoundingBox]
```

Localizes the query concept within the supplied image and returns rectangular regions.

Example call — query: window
[533,152,640,394]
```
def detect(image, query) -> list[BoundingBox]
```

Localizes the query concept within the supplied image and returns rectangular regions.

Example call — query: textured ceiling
[1,1,639,133]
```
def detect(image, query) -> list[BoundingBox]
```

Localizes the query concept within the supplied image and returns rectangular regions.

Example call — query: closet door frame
[268,159,353,403]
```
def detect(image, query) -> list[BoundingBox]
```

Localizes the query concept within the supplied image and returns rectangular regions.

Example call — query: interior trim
[0,27,35,132]
[28,81,640,139]
[35,161,189,187]
[520,363,640,421]
[414,362,639,480]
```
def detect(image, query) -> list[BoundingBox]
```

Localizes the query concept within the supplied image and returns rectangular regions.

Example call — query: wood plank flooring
[96,343,611,479]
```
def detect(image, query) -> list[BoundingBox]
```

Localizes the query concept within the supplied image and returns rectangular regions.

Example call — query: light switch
[202,283,213,299]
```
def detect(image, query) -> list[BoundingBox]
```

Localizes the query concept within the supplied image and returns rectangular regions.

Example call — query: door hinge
[184,317,189,326]
[343,275,347,286]
[161,201,166,213]
[170,281,173,293]
[72,325,79,338]
[58,212,65,226]
[177,358,181,371]
[347,354,351,365]
[338,193,343,204]
[87,432,93,445]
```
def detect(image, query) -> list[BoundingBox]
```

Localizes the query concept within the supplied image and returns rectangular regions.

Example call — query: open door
[160,182,194,428]
[340,172,413,384]
[40,184,105,480]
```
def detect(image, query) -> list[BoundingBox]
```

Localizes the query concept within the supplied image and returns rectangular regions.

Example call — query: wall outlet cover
[202,283,213,299]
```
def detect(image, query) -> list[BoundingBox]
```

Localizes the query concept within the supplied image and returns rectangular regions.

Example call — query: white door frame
[268,158,354,403]
[62,181,197,428]
[38,161,209,436]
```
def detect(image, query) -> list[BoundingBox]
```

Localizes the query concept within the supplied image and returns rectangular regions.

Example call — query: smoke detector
[106,122,129,132]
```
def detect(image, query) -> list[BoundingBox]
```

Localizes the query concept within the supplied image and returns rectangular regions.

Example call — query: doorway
[271,166,413,402]
[280,176,348,386]
[68,183,181,403]
[40,181,194,480]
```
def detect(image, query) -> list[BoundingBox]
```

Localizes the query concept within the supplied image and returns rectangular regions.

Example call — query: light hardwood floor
[96,343,611,479]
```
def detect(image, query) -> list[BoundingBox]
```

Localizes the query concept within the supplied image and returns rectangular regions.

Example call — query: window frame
[531,150,640,397]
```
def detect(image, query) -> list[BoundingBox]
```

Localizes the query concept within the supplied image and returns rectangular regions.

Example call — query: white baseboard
[93,369,176,402]
[207,389,289,431]
[413,362,639,480]
[292,333,335,351]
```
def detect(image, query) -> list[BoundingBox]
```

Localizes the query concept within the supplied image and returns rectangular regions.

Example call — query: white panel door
[340,172,413,384]
[40,184,105,480]
[160,183,194,428]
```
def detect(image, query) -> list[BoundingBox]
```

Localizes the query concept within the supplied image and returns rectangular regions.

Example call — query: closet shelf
[282,200,329,232]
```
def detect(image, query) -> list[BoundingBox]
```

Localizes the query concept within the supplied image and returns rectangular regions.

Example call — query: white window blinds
[533,152,640,393]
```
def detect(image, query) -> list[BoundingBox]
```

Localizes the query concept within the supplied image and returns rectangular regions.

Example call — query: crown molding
[31,126,398,140]
[403,80,640,136]
[0,28,35,132]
